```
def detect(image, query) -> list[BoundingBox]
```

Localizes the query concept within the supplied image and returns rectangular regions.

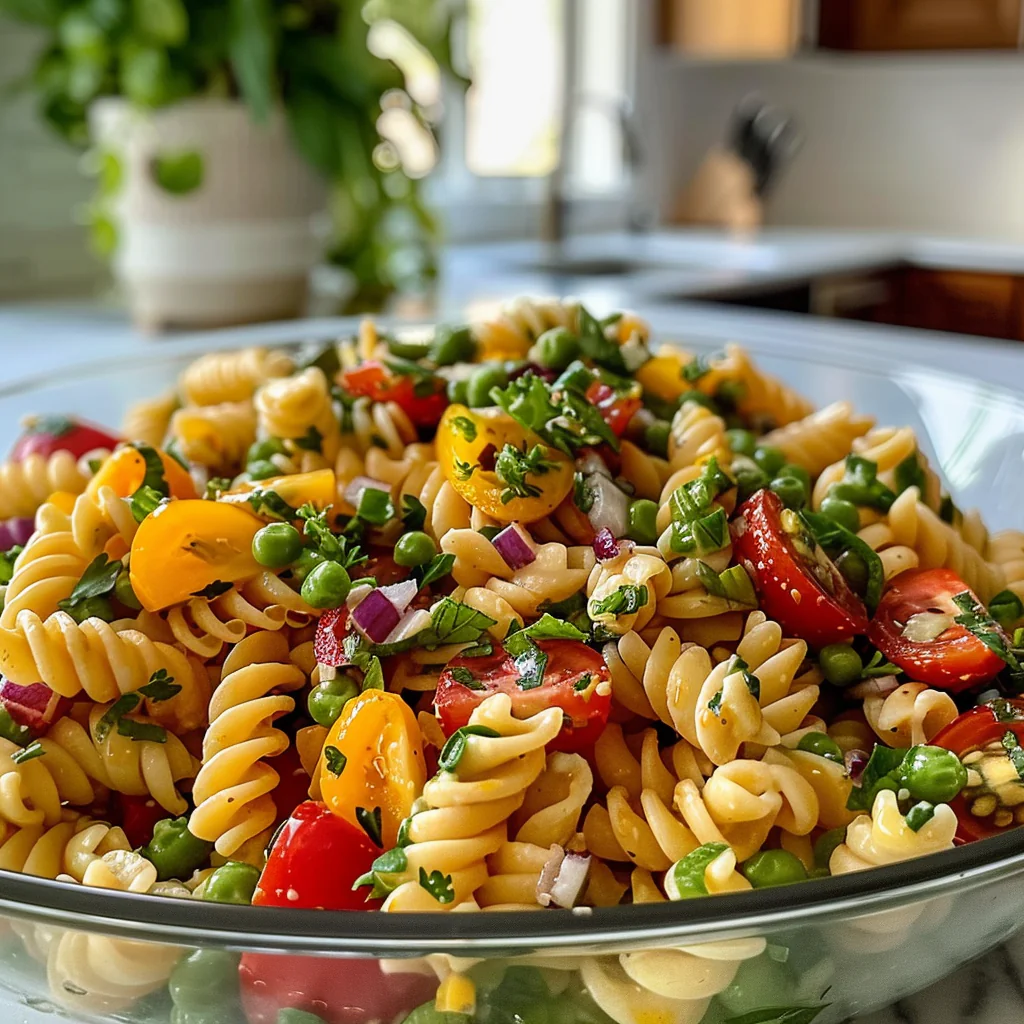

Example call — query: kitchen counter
[2,266,1024,1024]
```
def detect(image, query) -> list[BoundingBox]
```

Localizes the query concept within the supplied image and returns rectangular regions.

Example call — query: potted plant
[1,0,464,328]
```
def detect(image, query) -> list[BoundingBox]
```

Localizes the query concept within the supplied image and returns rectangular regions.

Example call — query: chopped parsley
[356,806,383,847]
[1002,731,1024,780]
[453,458,477,482]
[324,746,347,777]
[451,416,477,442]
[401,495,427,532]
[139,669,181,702]
[57,553,122,621]
[495,443,558,504]
[191,580,232,600]
[418,867,455,905]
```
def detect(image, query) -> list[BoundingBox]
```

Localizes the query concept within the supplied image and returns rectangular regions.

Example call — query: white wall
[644,54,1024,237]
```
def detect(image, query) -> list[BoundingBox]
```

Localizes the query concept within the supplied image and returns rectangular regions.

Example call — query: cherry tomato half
[240,802,437,1024]
[434,639,610,753]
[586,381,642,438]
[732,488,869,648]
[340,361,447,428]
[867,568,1005,693]
[11,415,120,462]
[932,700,1024,841]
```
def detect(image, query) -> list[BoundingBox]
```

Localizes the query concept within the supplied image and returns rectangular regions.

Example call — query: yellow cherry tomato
[635,347,696,403]
[129,499,263,611]
[319,690,426,849]
[436,404,573,523]
[221,468,337,517]
[88,443,198,501]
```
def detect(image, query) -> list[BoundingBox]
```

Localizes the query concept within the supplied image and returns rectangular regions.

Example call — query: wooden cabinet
[819,0,1021,51]
[900,269,1020,338]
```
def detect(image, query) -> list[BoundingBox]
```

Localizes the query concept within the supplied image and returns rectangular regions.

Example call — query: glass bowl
[1,316,1023,1024]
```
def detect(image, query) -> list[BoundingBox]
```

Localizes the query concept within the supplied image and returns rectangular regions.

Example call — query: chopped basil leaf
[694,562,757,607]
[139,669,181,702]
[414,553,455,590]
[361,656,385,692]
[129,442,169,496]
[324,746,347,777]
[356,487,394,526]
[573,673,593,692]
[707,690,724,716]
[204,477,232,500]
[67,554,122,606]
[458,642,494,660]
[1002,730,1024,780]
[905,800,936,833]
[0,545,23,586]
[129,484,165,524]
[514,613,589,644]
[846,744,908,812]
[451,416,477,442]
[448,666,481,689]
[576,305,627,374]
[453,458,477,482]
[247,488,300,522]
[401,495,427,532]
[117,718,167,743]
[952,591,1022,681]
[861,649,902,679]
[299,504,367,568]
[356,806,383,847]
[894,452,927,495]
[294,426,324,452]
[438,725,500,772]
[418,867,455,905]
[681,354,713,384]
[353,845,409,899]
[990,590,1024,629]
[590,584,649,618]
[670,842,729,898]
[93,693,142,743]
[800,510,885,612]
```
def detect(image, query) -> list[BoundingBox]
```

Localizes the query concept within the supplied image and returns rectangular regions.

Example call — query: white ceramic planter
[90,98,328,330]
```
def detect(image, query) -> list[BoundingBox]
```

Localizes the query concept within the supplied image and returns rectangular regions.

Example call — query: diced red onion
[381,580,419,615]
[491,523,537,570]
[0,517,34,551]
[586,474,630,538]
[508,362,556,384]
[343,476,392,507]
[847,676,902,699]
[0,680,69,731]
[845,748,869,784]
[537,846,592,909]
[346,583,375,612]
[592,527,620,562]
[350,589,401,643]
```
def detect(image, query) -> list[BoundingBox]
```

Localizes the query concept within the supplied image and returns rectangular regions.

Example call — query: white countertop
[3,236,1024,1024]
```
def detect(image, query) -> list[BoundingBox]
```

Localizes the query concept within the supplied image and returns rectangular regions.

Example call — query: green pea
[725,428,758,458]
[769,475,807,511]
[644,421,671,459]
[753,445,787,477]
[466,364,509,408]
[308,672,361,728]
[819,495,861,534]
[835,548,868,594]
[446,379,469,405]
[247,458,280,481]
[430,325,477,366]
[813,828,846,871]
[716,953,795,1015]
[278,1011,330,1024]
[201,861,260,905]
[291,548,325,584]
[395,531,437,568]
[252,523,303,569]
[897,745,968,804]
[114,570,142,610]
[300,560,352,610]
[627,500,659,545]
[534,327,580,372]
[246,438,287,464]
[386,336,432,360]
[139,818,214,882]
[741,849,808,889]
[735,463,770,503]
[780,463,811,488]
[168,949,240,1015]
[819,642,863,687]
[796,732,844,764]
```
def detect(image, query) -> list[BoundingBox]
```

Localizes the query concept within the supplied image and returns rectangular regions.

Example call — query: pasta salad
[0,297,1022,1018]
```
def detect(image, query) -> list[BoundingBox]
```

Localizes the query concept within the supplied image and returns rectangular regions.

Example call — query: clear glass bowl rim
[1,319,1023,954]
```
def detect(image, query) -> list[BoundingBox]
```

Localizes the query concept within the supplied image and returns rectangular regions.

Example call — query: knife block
[672,148,763,231]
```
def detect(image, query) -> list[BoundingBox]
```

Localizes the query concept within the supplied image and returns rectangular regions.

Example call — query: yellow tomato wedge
[221,468,337,516]
[318,690,426,849]
[635,348,696,403]
[88,443,198,501]
[129,499,263,611]
[436,404,573,523]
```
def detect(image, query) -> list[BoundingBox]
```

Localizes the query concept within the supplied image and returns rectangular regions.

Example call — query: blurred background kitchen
[6,0,1024,340]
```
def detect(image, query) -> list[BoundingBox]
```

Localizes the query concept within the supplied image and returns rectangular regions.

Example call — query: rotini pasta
[179,346,292,406]
[0,450,97,519]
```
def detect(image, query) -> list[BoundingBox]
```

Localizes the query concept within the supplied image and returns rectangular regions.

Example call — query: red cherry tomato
[932,699,1024,841]
[434,639,610,753]
[340,361,447,428]
[356,549,407,588]
[732,489,869,648]
[240,802,436,1024]
[11,415,120,462]
[313,607,349,668]
[867,568,1005,693]
[586,381,642,437]
[113,794,166,849]
[266,746,313,829]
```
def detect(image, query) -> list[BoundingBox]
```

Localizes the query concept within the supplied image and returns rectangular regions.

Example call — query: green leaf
[669,842,730,899]
[246,488,300,522]
[286,86,342,176]
[418,867,455,905]
[362,656,385,692]
[0,0,63,26]
[426,598,497,646]
[800,510,886,612]
[401,495,427,533]
[448,666,482,690]
[495,443,557,504]
[451,416,477,442]
[508,640,547,691]
[724,1007,828,1024]
[129,442,169,495]
[117,718,167,743]
[129,483,165,523]
[132,0,187,46]
[414,553,455,590]
[93,692,142,743]
[681,354,713,383]
[356,487,394,526]
[0,546,23,585]
[324,745,347,777]
[139,668,180,702]
[576,305,627,373]
[356,806,383,847]
[438,725,500,772]
[294,426,324,453]
[10,741,46,764]
[352,845,409,899]
[515,613,589,644]
[953,591,1024,684]
[830,455,896,513]
[991,590,1024,629]
[905,800,936,832]
[861,649,902,679]
[228,0,276,122]
[66,554,122,607]
[846,744,908,811]
[894,452,927,496]
[191,580,232,600]
[590,585,648,618]
[694,562,757,607]
[1002,730,1024,780]
[573,471,594,513]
